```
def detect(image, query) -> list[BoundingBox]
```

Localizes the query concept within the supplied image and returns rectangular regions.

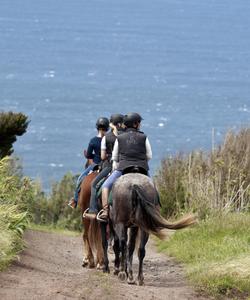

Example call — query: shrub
[0,157,33,269]
[155,128,250,218]
[0,111,29,159]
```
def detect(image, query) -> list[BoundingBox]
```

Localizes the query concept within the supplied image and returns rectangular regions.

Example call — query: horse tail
[88,220,103,255]
[132,184,196,239]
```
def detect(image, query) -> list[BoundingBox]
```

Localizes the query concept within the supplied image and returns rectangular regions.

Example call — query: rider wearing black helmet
[97,112,152,221]
[123,112,143,127]
[68,116,109,209]
[83,113,124,218]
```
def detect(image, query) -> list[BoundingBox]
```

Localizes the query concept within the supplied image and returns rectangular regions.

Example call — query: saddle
[122,165,148,176]
[95,166,148,207]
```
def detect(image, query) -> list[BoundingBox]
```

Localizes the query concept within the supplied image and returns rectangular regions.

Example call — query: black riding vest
[117,128,149,172]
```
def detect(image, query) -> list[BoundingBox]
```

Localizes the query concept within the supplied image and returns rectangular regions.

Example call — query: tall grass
[155,128,250,298]
[155,128,250,218]
[0,157,34,270]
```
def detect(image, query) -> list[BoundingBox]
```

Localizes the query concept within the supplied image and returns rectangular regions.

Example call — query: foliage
[0,156,81,270]
[156,213,250,298]
[32,172,82,232]
[0,111,29,159]
[155,128,250,218]
[0,157,33,270]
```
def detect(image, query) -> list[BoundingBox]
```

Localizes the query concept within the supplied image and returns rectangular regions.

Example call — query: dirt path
[0,230,209,300]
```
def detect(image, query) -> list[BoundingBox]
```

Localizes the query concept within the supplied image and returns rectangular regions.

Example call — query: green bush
[32,172,82,231]
[0,157,34,269]
[0,111,29,159]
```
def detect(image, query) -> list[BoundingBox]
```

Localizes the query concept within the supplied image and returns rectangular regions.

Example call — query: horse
[99,172,196,285]
[78,171,104,269]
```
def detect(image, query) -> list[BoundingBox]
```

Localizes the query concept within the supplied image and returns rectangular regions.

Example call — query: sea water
[0,0,250,191]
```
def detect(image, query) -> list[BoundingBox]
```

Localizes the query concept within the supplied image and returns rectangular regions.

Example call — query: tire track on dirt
[0,230,209,300]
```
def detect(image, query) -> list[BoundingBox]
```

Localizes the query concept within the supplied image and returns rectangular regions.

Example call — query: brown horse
[78,171,104,268]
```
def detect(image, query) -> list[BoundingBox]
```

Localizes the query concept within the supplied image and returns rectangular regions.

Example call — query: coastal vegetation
[0,110,80,270]
[0,111,31,270]
[0,111,29,159]
[155,128,250,298]
[0,157,33,270]
[0,111,249,298]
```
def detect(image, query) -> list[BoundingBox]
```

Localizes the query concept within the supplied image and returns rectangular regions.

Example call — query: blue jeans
[74,164,96,204]
[102,170,122,190]
[88,165,112,213]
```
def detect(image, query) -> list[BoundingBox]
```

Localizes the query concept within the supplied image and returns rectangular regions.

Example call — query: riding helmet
[110,113,124,125]
[123,112,143,128]
[96,117,109,131]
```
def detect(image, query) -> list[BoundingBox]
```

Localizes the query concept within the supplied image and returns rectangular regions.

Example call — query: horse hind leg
[100,222,110,273]
[127,226,138,285]
[137,230,149,286]
[113,234,120,275]
[115,223,128,282]
[96,225,105,270]
[82,222,95,268]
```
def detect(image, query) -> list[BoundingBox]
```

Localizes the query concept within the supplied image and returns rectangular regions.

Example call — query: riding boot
[98,188,109,222]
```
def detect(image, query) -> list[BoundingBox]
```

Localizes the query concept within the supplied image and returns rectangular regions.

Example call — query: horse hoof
[96,263,104,270]
[88,263,95,269]
[113,268,119,276]
[138,278,144,286]
[118,271,127,282]
[82,259,88,268]
[127,277,136,285]
[103,267,110,274]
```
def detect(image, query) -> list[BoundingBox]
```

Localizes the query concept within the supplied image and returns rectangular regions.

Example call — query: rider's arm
[112,139,119,162]
[86,139,94,164]
[111,139,119,170]
[101,136,107,160]
[145,138,152,161]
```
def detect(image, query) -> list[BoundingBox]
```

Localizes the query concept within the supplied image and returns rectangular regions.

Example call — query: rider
[68,117,109,208]
[98,112,152,222]
[83,113,124,219]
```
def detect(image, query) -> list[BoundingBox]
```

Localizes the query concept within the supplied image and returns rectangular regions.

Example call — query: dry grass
[155,128,250,218]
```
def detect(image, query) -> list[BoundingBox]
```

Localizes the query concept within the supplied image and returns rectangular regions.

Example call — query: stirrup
[83,208,97,220]
[96,209,108,223]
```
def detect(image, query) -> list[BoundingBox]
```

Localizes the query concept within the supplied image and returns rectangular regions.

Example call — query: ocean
[1,0,250,191]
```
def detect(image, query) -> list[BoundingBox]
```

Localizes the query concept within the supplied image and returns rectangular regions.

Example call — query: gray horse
[102,173,196,285]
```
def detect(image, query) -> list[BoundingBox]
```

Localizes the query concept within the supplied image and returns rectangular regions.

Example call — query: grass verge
[28,223,81,237]
[156,213,250,299]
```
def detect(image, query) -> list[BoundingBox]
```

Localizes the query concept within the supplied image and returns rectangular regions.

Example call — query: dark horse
[78,172,104,269]
[99,173,196,285]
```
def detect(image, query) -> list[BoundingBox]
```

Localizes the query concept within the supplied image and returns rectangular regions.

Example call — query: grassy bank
[157,213,250,298]
[154,128,250,298]
[0,206,26,271]
[0,157,32,270]
[155,128,250,218]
